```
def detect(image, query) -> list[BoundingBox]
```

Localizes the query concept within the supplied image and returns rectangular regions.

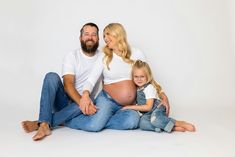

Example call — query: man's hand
[87,101,97,115]
[80,91,97,115]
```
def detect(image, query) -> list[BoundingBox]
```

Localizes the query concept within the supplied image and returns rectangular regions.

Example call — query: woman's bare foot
[173,126,185,132]
[176,121,196,132]
[32,122,51,141]
[21,120,39,133]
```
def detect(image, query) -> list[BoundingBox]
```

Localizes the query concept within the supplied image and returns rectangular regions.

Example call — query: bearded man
[21,23,102,141]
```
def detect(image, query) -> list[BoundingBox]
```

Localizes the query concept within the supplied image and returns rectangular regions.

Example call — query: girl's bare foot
[21,121,39,133]
[176,121,196,132]
[32,123,51,141]
[173,126,185,132]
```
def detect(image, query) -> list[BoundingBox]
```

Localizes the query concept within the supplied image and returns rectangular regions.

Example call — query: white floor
[1,104,235,157]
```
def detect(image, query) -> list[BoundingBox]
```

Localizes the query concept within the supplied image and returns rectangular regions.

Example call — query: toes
[186,124,196,132]
[21,122,30,133]
[21,121,39,133]
[32,131,46,141]
[191,125,196,132]
[32,126,51,141]
[33,134,44,141]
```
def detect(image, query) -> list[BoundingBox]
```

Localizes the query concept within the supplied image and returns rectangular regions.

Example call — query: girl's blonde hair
[103,23,134,69]
[132,60,163,97]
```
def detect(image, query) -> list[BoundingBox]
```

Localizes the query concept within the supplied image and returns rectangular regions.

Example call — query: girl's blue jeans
[139,99,175,133]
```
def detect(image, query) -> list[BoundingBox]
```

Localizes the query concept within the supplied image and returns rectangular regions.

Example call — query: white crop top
[83,47,146,92]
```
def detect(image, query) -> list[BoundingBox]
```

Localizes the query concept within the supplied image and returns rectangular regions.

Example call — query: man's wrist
[82,90,90,97]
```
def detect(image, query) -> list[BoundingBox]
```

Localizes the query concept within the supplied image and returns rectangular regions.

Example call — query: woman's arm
[80,54,104,113]
[159,92,170,116]
[83,53,104,92]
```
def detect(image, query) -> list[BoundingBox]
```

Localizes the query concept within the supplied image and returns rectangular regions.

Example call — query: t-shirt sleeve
[62,52,75,76]
[144,84,157,99]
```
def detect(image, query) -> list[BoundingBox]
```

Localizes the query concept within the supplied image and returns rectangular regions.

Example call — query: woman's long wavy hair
[103,23,134,69]
[132,60,163,97]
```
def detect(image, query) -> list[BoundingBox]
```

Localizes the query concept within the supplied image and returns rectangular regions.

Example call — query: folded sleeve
[62,52,75,76]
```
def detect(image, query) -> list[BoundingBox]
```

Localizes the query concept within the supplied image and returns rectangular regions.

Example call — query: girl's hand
[121,105,132,110]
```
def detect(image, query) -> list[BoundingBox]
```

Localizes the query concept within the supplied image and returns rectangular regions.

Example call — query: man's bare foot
[21,121,39,133]
[173,126,185,132]
[32,122,51,141]
[176,121,196,132]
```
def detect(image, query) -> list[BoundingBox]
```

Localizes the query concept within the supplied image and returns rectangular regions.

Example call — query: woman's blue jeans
[65,90,140,132]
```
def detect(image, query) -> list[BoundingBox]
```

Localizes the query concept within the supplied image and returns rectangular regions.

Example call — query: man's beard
[81,39,99,54]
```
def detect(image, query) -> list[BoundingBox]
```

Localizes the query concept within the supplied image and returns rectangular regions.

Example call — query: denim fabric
[150,102,175,132]
[38,72,82,127]
[65,90,140,132]
[137,84,175,133]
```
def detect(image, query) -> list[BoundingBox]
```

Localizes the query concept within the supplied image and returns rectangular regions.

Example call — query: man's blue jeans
[38,72,82,127]
[65,90,140,131]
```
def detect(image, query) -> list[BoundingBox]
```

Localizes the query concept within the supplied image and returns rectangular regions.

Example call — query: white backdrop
[0,0,234,110]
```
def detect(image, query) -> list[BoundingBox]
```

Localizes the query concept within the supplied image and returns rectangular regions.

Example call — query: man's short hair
[80,22,99,36]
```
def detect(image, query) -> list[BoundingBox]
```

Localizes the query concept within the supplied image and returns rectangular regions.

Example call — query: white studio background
[0,0,235,112]
[1,1,235,157]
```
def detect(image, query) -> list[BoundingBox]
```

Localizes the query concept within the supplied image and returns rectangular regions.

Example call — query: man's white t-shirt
[62,48,102,99]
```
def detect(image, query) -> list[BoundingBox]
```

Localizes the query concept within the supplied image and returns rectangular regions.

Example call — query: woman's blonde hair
[132,60,163,97]
[103,23,134,69]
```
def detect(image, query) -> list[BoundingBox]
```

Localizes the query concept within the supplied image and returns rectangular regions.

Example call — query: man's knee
[44,72,61,87]
[45,72,60,83]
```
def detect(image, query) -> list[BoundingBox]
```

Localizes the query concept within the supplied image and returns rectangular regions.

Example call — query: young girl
[122,60,196,133]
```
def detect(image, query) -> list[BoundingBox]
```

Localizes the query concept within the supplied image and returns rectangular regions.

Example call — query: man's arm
[63,74,96,115]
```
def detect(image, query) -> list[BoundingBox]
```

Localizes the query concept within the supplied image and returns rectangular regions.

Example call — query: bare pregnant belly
[103,80,136,106]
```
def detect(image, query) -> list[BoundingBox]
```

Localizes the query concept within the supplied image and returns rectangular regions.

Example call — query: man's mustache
[85,39,95,43]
